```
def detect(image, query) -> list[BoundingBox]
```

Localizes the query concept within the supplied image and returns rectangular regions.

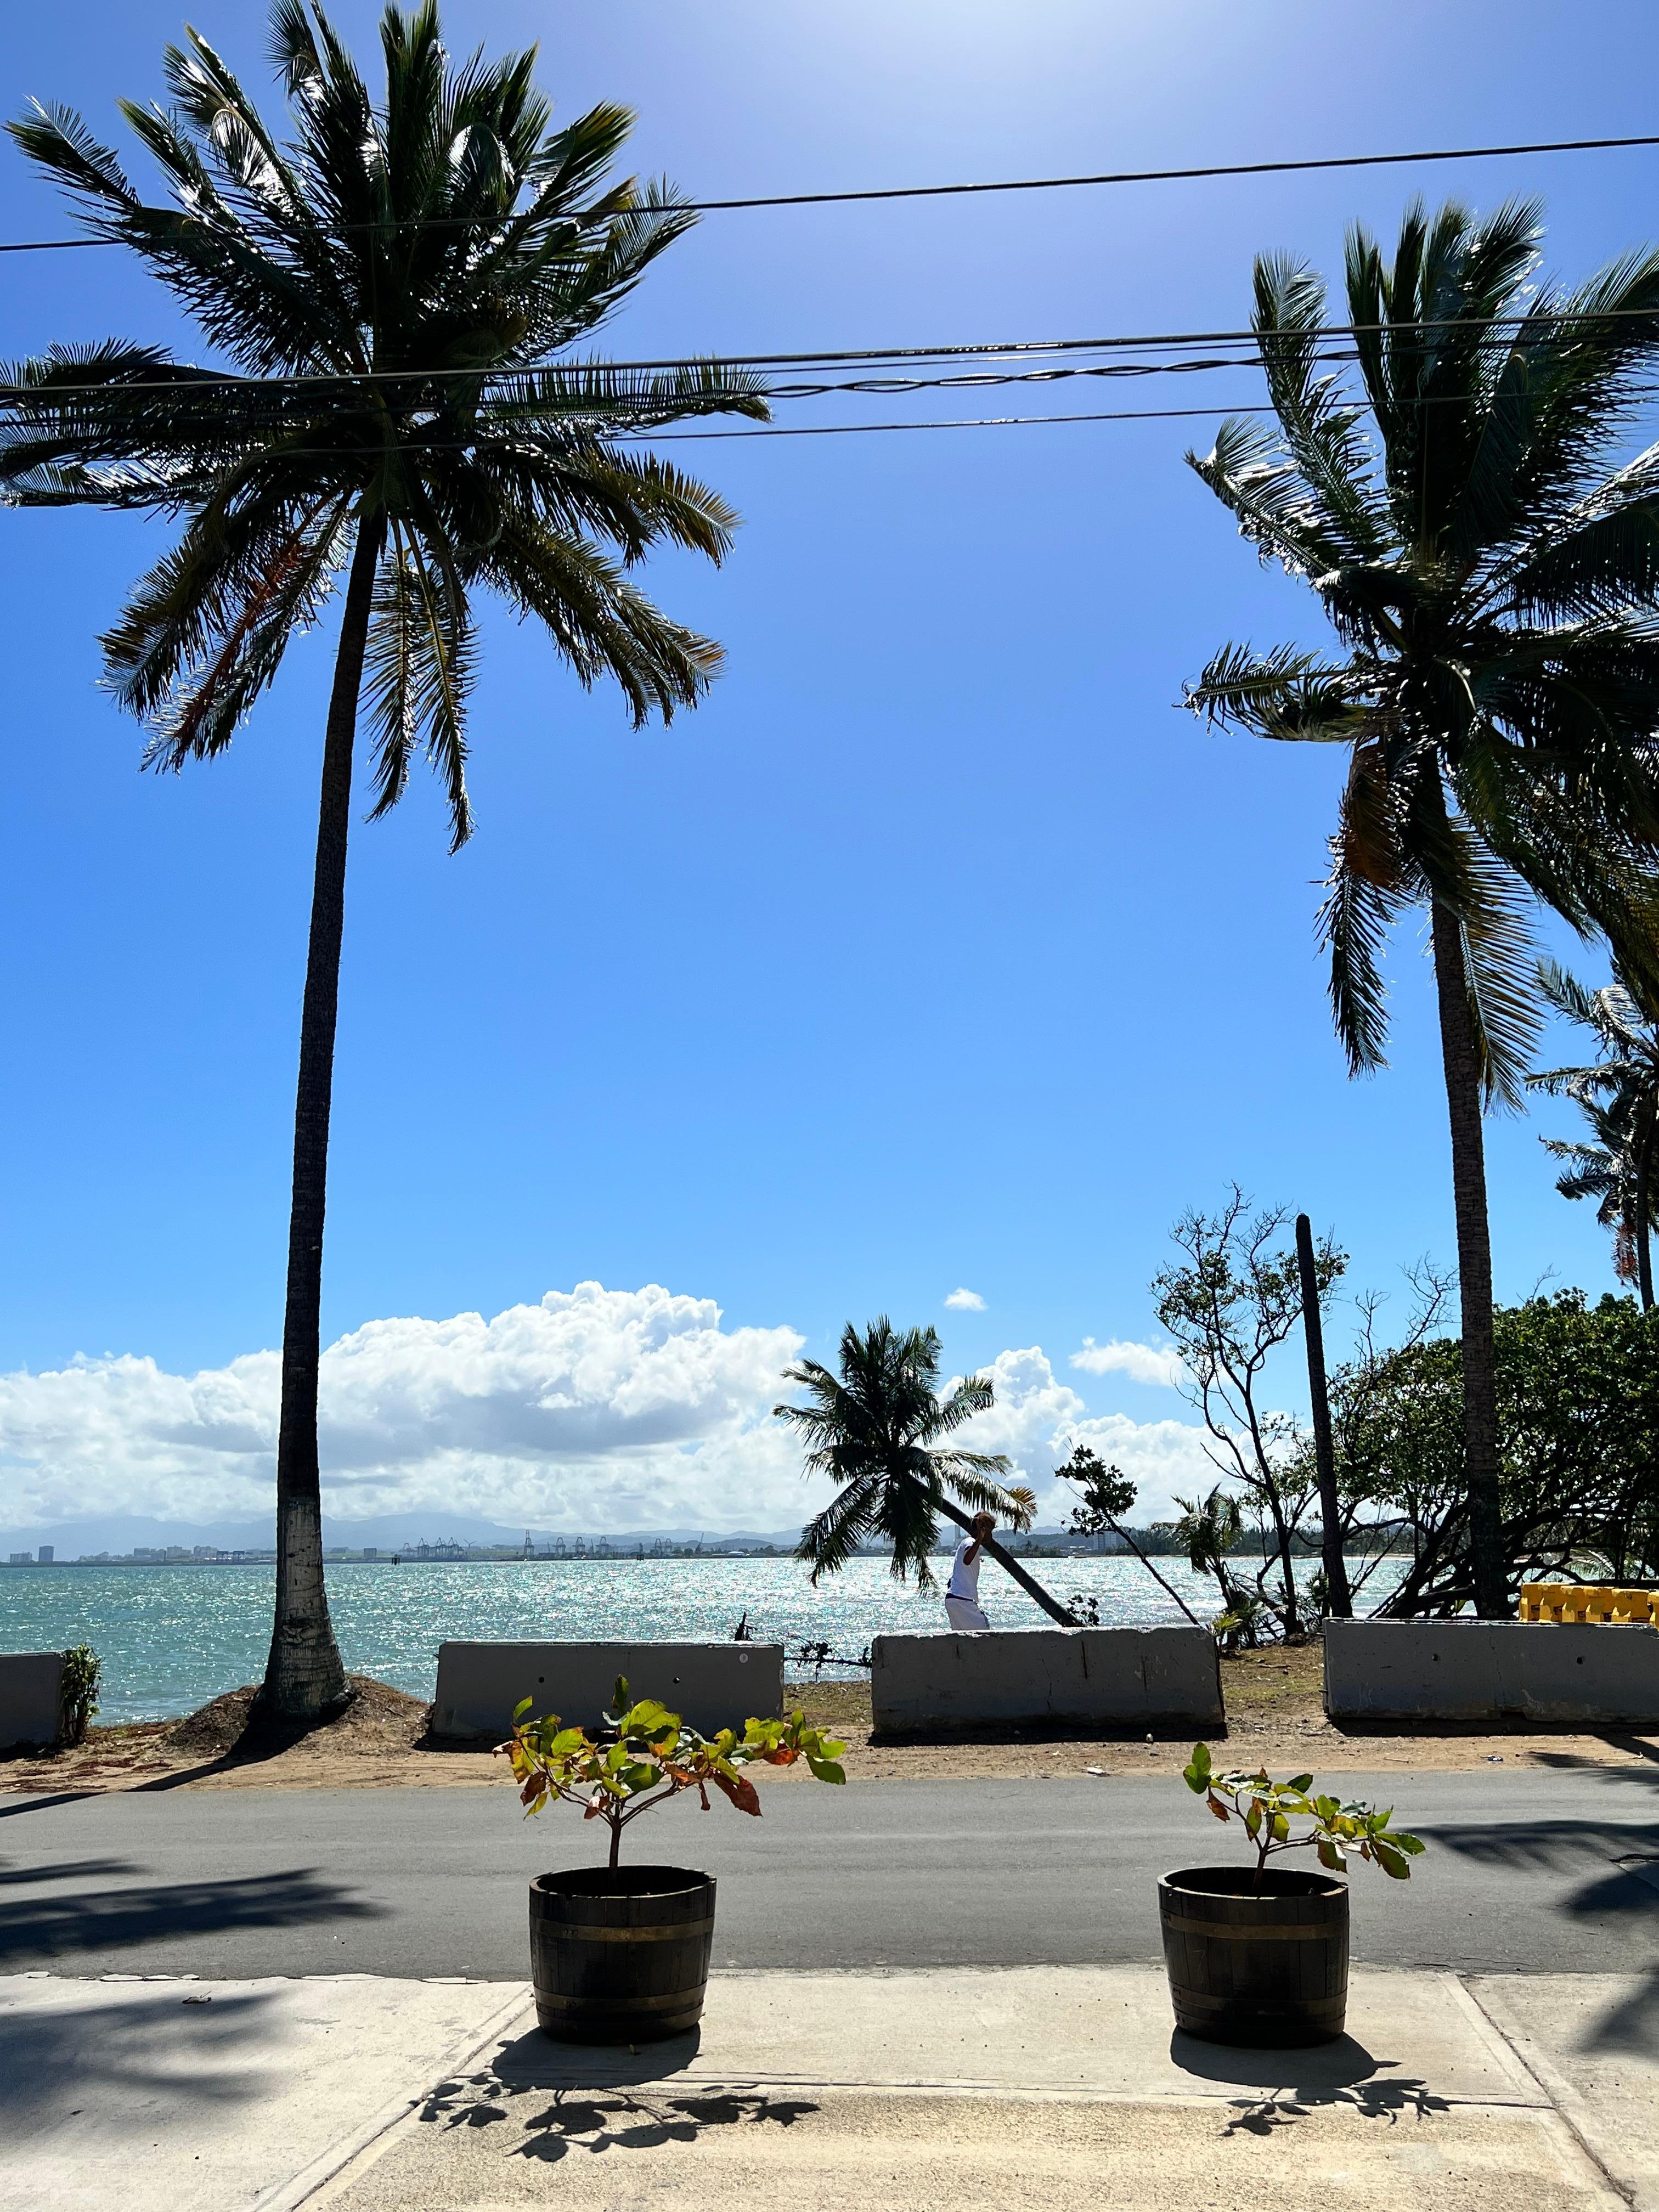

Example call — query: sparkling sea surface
[0,1554,1396,1723]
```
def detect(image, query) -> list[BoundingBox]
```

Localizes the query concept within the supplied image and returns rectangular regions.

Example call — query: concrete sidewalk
[5,1965,1657,2211]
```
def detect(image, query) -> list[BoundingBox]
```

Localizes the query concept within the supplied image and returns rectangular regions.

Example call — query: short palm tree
[775,1318,1068,1622]
[1530,958,1659,1306]
[2,3,766,1719]
[1186,199,1659,1618]
[1171,1484,1245,1607]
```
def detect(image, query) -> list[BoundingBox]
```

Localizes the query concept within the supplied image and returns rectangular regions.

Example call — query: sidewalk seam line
[249,1982,534,2212]
[1454,1974,1638,2210]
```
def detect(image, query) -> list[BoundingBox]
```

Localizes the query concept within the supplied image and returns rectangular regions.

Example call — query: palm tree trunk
[259,514,385,1721]
[933,1495,1076,1625]
[1429,895,1510,1619]
[1637,1114,1655,1312]
[1295,1212,1352,1617]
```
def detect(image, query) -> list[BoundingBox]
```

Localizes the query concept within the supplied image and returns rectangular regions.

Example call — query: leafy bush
[501,1676,846,1868]
[59,1645,101,1746]
[1319,1291,1659,1610]
[1183,1743,1425,1889]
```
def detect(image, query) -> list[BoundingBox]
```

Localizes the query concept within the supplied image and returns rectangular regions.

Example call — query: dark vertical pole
[1296,1212,1352,1618]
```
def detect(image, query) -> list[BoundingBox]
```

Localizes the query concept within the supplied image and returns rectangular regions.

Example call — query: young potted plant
[500,1677,846,2044]
[1160,1744,1425,2047]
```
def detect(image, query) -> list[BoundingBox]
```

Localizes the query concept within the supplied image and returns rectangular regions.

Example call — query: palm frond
[1183,641,1372,741]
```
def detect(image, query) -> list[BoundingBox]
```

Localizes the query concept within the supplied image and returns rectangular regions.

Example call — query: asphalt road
[2,1765,1657,1980]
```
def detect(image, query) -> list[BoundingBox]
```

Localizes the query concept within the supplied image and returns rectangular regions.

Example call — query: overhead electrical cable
[2,128,1659,253]
[8,309,1659,408]
[19,381,1647,464]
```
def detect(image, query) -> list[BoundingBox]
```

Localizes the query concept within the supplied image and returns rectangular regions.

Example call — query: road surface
[2,1764,1656,1980]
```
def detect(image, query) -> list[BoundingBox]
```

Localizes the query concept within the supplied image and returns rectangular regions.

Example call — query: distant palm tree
[2,3,766,1720]
[1171,1485,1244,1608]
[1531,960,1659,1307]
[775,1318,1071,1624]
[1186,199,1659,1618]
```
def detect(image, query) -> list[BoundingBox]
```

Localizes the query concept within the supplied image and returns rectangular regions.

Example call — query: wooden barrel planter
[1159,1866,1349,2046]
[529,1865,716,2044]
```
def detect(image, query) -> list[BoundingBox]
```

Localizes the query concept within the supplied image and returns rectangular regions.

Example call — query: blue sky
[2,0,1657,1534]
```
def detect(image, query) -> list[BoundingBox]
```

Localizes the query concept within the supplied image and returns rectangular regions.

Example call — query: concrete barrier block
[0,1651,65,1750]
[1323,1618,1659,1725]
[869,1626,1223,1735]
[432,1640,786,1742]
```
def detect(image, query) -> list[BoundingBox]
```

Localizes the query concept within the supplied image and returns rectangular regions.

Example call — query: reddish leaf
[712,1769,763,1817]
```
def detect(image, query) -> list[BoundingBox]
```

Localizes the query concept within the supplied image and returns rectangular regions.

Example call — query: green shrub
[59,1645,101,1746]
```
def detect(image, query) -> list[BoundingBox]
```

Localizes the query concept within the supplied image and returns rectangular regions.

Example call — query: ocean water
[0,1554,1399,1723]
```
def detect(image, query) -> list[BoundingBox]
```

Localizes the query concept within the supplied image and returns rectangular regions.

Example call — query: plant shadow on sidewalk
[1413,1787,1659,2054]
[1169,2032,1451,2135]
[419,2026,820,2163]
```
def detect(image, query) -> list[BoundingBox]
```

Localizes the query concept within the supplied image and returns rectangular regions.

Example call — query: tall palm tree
[775,1318,1071,1623]
[1530,958,1659,1306]
[1,3,767,1720]
[1185,199,1659,1619]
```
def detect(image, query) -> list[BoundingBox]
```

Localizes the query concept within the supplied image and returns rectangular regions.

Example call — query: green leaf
[512,1696,533,1720]
[805,1756,847,1785]
[1288,1773,1314,1793]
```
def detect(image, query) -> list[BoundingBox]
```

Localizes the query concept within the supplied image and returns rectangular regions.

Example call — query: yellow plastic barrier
[1519,1583,1656,1625]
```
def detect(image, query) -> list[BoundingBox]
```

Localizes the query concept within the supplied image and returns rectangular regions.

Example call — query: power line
[6,307,1658,408]
[2,129,1658,253]
[684,131,1659,213]
[27,382,1629,465]
[622,404,1277,441]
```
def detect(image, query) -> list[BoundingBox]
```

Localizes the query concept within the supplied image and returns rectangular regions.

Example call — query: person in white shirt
[944,1512,995,1630]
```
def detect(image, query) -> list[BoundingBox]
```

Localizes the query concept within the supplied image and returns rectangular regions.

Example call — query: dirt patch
[4,1647,1656,1794]
[162,1674,431,1758]
[0,1674,484,1795]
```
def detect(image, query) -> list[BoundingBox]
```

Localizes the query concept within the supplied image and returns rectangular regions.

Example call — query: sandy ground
[4,1645,1657,1793]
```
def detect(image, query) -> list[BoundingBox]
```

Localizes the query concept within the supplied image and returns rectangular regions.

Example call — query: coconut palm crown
[775,1319,1048,1600]
[3,3,766,801]
[1531,959,1659,1306]
[1,2,767,1718]
[1184,198,1659,1617]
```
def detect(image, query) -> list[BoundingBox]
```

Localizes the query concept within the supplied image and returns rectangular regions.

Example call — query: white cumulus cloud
[0,1291,1222,1536]
[1069,1337,1186,1388]
[950,1346,1216,1523]
[944,1288,986,1311]
[0,1284,808,1532]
